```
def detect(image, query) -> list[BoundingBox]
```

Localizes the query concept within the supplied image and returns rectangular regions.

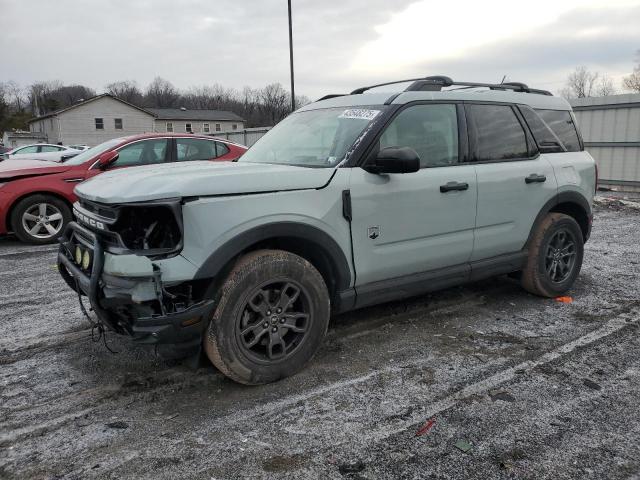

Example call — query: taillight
[594,163,598,194]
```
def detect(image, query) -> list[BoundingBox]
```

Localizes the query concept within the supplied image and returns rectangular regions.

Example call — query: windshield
[63,138,124,165]
[238,107,384,167]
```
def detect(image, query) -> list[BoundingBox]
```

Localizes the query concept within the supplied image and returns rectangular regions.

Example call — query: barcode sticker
[339,109,380,120]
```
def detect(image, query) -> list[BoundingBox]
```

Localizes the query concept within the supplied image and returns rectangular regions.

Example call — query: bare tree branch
[623,50,640,93]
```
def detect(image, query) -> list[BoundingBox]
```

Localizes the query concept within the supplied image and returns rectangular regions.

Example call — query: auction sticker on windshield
[339,109,380,120]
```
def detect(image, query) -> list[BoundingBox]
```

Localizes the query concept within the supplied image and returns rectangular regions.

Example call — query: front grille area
[78,199,118,221]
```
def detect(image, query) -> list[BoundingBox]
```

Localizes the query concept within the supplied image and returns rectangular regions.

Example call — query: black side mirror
[97,151,119,169]
[364,147,421,174]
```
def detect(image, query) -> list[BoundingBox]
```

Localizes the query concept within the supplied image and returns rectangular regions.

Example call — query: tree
[0,82,33,133]
[51,84,96,106]
[623,50,640,93]
[561,66,599,98]
[258,83,289,124]
[5,81,26,111]
[105,80,143,105]
[28,81,62,115]
[596,75,616,96]
[561,66,616,98]
[294,94,310,110]
[0,83,10,135]
[144,77,180,108]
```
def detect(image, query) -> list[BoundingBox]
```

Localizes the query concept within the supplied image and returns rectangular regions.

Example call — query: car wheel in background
[521,213,584,297]
[10,194,72,244]
[204,249,330,385]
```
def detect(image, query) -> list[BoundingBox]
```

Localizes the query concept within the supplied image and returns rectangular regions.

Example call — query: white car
[2,144,81,162]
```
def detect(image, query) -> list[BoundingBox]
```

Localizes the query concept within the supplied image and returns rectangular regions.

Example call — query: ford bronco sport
[58,76,596,385]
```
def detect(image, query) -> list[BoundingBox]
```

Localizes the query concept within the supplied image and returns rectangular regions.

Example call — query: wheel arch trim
[193,221,353,293]
[526,191,592,247]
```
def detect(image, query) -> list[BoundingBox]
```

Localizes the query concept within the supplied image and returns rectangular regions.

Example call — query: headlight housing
[75,198,183,259]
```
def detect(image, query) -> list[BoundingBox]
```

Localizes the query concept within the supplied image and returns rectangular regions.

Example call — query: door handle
[440,181,469,193]
[525,173,547,184]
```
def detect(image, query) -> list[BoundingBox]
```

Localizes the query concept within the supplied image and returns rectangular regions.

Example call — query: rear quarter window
[535,109,582,152]
[519,105,565,153]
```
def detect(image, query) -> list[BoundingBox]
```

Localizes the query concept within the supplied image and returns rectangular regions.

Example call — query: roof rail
[349,75,552,96]
[316,94,346,101]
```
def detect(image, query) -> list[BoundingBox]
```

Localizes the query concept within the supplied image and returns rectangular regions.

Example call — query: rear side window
[176,138,218,161]
[519,105,565,152]
[215,142,229,157]
[467,104,528,161]
[535,109,581,152]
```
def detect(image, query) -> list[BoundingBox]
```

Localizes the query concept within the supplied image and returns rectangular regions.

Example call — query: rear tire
[521,213,584,297]
[204,249,330,385]
[10,194,71,245]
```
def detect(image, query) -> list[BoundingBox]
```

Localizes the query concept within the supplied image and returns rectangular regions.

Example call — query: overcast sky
[2,0,640,99]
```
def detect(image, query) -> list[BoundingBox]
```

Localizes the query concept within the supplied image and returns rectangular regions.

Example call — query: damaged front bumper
[57,221,214,354]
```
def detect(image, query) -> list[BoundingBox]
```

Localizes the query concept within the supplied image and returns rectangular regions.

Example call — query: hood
[75,161,336,203]
[0,159,72,180]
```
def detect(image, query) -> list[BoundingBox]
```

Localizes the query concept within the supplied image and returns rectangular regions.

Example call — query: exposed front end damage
[57,199,214,357]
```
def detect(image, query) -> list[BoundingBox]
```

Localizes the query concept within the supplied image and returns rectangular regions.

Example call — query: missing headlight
[114,205,182,252]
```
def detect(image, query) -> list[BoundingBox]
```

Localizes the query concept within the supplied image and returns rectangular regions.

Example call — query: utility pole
[288,0,295,112]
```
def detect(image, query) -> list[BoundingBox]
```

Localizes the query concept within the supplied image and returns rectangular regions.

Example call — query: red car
[0,133,247,244]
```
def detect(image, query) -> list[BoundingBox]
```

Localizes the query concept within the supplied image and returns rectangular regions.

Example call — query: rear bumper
[57,221,214,350]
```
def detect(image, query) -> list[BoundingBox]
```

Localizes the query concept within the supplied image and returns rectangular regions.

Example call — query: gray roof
[28,94,154,123]
[148,108,244,122]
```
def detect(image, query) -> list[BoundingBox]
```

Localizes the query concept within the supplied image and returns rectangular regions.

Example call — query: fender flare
[193,221,352,292]
[526,191,592,246]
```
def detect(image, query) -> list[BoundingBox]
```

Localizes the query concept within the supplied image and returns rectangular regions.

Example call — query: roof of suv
[301,86,570,113]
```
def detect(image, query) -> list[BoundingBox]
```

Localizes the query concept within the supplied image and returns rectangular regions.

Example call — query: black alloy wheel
[236,280,312,363]
[545,228,578,283]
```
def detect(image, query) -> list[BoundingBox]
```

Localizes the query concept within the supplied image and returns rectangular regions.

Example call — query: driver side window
[112,139,168,167]
[379,104,459,168]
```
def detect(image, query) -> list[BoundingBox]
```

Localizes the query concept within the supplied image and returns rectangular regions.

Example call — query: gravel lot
[1,198,640,480]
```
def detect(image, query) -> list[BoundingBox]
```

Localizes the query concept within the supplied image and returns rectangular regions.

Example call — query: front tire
[204,249,330,385]
[10,194,71,245]
[521,213,584,297]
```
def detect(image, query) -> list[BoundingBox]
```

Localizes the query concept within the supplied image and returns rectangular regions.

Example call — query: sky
[1,0,640,99]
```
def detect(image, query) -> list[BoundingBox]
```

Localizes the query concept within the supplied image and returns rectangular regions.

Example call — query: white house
[148,108,244,135]
[28,94,245,146]
[29,94,155,146]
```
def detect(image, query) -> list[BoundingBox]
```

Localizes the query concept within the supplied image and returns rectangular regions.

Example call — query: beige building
[28,94,245,146]
[29,94,155,146]
[148,108,244,135]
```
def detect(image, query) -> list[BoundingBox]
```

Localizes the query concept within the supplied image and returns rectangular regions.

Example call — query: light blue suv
[58,76,596,384]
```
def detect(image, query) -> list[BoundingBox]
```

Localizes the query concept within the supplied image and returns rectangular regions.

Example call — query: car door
[465,103,558,261]
[349,103,477,289]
